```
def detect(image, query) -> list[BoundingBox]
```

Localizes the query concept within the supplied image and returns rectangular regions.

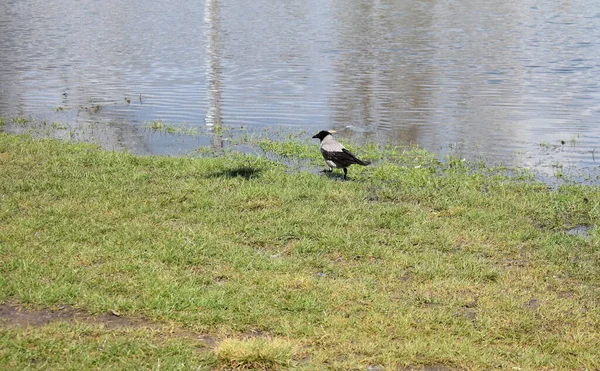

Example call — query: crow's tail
[356,158,371,166]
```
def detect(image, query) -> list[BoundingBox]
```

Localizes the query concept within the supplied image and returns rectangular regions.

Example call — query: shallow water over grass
[3,116,599,187]
[1,0,600,181]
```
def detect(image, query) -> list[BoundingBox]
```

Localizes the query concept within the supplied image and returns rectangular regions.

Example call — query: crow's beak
[312,134,319,138]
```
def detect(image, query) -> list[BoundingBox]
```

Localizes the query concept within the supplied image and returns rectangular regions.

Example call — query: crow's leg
[343,168,348,179]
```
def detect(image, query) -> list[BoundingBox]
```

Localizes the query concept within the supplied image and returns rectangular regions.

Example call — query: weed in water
[570,134,579,147]
[51,122,68,130]
[11,117,30,125]
[143,120,198,136]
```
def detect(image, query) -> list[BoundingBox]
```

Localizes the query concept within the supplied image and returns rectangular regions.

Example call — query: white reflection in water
[204,0,224,149]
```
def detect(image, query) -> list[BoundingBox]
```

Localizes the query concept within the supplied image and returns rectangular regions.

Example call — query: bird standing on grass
[312,130,370,179]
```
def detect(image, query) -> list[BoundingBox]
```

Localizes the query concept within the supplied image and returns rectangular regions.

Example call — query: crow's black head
[312,130,331,140]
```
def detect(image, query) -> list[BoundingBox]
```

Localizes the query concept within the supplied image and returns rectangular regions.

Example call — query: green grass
[215,337,298,370]
[1,133,600,370]
[0,322,213,370]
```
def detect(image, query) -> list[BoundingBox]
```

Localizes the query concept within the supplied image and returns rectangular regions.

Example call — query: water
[2,0,600,181]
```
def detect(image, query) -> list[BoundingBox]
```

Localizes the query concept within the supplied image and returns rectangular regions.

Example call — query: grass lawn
[1,132,599,370]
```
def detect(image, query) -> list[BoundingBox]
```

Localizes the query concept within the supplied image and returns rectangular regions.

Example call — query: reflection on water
[204,0,224,149]
[1,0,600,178]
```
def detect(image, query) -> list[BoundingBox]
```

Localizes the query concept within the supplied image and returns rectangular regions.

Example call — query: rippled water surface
[2,0,600,179]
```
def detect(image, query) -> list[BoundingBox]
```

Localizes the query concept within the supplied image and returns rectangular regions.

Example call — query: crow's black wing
[322,148,366,167]
[342,148,370,166]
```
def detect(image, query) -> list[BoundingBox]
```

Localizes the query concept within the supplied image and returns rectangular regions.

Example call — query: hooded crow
[312,130,370,179]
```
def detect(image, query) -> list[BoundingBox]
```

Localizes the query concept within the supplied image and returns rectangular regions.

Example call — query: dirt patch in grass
[0,302,148,329]
[564,224,591,238]
[0,302,216,347]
